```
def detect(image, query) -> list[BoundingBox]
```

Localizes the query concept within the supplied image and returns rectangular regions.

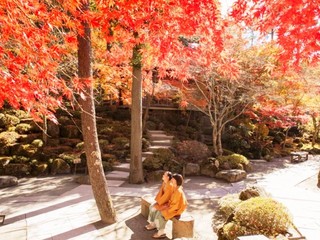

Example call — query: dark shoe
[152,233,166,239]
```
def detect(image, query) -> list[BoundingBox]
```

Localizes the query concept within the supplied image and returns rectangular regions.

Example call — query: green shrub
[143,148,175,171]
[219,197,292,239]
[218,194,242,217]
[217,154,249,170]
[111,137,130,149]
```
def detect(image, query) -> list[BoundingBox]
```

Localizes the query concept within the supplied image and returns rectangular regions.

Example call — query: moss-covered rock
[0,131,20,146]
[0,113,20,128]
[4,163,30,177]
[217,154,250,171]
[51,158,71,175]
[15,123,32,134]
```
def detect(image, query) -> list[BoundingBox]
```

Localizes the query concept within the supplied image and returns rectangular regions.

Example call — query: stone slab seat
[290,151,308,163]
[141,195,194,239]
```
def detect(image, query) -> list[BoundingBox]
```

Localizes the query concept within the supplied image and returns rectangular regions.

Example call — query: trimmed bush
[143,148,176,171]
[111,137,130,149]
[218,194,242,217]
[219,197,292,239]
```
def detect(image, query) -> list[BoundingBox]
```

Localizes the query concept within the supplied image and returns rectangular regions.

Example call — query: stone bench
[141,195,194,239]
[290,151,308,163]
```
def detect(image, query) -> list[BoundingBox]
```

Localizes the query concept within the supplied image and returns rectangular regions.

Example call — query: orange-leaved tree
[92,0,225,183]
[231,0,320,67]
[0,0,117,223]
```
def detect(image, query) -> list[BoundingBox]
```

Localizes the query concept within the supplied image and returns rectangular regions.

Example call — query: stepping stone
[113,163,130,172]
[142,152,154,158]
[107,180,126,187]
[75,176,126,187]
[105,171,129,181]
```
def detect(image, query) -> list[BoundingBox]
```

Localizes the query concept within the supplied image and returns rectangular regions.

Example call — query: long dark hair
[172,173,183,186]
[166,171,173,180]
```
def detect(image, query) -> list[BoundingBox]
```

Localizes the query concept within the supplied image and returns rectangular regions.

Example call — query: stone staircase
[105,130,174,186]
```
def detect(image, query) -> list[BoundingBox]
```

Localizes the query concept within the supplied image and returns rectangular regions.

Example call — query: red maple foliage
[231,0,320,67]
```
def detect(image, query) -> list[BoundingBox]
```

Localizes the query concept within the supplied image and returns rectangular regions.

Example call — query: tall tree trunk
[129,44,144,184]
[77,1,117,224]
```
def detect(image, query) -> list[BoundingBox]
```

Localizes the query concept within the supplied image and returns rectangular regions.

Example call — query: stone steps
[149,145,171,150]
[150,139,172,146]
[105,130,174,185]
[105,170,129,181]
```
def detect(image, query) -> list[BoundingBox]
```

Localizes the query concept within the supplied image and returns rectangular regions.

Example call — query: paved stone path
[0,155,319,240]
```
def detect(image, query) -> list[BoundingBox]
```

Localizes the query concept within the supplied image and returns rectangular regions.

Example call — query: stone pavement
[0,155,319,240]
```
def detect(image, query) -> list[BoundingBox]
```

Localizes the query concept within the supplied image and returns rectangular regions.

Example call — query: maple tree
[91,0,225,183]
[0,0,73,122]
[0,0,118,223]
[231,0,320,67]
[77,1,117,223]
[180,27,277,156]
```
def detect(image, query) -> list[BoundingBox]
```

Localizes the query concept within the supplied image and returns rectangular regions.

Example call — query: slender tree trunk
[129,44,144,183]
[217,129,223,156]
[142,82,155,131]
[283,128,289,149]
[312,116,319,147]
[212,126,219,156]
[212,123,223,156]
[77,1,117,224]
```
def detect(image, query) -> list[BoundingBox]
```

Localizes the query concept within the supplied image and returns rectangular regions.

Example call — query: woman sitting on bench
[145,171,174,231]
[149,173,187,239]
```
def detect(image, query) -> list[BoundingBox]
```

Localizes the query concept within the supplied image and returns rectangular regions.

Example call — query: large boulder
[239,186,270,200]
[200,158,220,178]
[215,169,247,183]
[0,175,18,188]
[185,163,200,176]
